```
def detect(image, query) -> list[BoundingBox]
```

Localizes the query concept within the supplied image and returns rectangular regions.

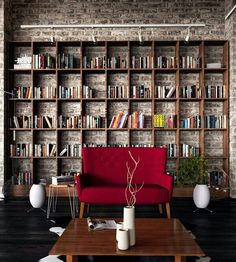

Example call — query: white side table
[47,184,78,219]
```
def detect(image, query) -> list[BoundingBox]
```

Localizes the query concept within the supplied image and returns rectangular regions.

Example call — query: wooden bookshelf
[6,40,229,197]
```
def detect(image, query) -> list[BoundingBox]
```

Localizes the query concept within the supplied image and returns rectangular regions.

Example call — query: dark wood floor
[0,197,235,262]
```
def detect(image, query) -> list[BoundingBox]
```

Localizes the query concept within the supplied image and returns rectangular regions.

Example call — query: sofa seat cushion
[81,185,169,204]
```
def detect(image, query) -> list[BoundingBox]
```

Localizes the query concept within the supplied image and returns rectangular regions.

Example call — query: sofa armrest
[157,173,174,200]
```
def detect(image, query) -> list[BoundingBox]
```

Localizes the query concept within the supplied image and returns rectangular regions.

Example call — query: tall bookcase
[6,40,229,197]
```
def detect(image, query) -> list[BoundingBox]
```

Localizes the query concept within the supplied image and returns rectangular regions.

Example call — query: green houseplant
[176,155,208,186]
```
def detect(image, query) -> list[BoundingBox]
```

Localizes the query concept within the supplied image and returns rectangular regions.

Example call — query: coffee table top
[49,218,205,257]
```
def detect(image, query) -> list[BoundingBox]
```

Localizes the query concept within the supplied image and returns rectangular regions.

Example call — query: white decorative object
[117,229,129,250]
[116,222,123,241]
[193,184,210,208]
[123,206,135,246]
[29,184,45,208]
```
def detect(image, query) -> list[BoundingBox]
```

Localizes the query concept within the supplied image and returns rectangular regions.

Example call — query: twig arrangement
[125,151,144,207]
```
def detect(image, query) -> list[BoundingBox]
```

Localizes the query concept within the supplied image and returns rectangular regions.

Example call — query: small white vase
[117,229,129,250]
[29,184,45,208]
[193,184,210,208]
[116,222,123,241]
[123,206,135,246]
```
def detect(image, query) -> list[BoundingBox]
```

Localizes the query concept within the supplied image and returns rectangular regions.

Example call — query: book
[59,147,67,156]
[52,175,74,185]
[87,217,117,230]
[166,86,176,98]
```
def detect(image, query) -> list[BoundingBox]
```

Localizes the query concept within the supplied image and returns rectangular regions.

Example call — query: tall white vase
[123,206,135,246]
[193,184,210,208]
[29,184,45,208]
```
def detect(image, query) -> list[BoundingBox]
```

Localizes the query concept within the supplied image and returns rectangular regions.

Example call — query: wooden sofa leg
[158,204,163,214]
[165,202,171,219]
[79,202,85,218]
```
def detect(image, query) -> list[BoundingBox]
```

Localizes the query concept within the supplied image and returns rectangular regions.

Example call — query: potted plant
[176,155,208,186]
[176,155,210,209]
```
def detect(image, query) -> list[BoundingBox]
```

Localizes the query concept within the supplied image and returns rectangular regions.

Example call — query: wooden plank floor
[0,197,235,262]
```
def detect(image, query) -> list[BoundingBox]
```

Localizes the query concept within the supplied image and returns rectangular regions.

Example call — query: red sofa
[76,147,173,218]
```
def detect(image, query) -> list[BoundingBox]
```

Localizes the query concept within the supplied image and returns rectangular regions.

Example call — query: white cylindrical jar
[116,222,124,241]
[123,206,135,246]
[117,229,129,250]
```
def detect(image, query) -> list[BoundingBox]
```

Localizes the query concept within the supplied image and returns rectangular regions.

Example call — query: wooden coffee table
[49,218,205,262]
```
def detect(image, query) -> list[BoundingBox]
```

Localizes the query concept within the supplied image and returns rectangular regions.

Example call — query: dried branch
[125,151,144,207]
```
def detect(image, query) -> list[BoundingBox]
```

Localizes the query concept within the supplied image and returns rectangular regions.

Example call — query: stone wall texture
[225,0,236,197]
[1,0,236,196]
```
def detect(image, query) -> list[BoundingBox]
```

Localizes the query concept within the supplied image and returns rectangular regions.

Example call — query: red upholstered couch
[76,147,173,218]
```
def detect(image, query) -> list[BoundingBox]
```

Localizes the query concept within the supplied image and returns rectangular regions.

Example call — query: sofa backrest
[82,147,167,185]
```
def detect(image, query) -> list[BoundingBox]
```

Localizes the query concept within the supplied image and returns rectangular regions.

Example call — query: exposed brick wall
[11,0,225,41]
[2,0,236,196]
[225,0,236,197]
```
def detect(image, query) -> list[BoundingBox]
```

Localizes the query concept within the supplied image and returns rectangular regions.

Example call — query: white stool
[46,184,78,219]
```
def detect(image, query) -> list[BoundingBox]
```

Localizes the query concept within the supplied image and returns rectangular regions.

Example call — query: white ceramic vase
[29,184,45,208]
[193,184,210,208]
[123,206,135,246]
[117,229,129,250]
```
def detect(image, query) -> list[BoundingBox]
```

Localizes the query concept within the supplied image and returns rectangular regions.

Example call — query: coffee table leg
[175,255,186,262]
[66,255,77,262]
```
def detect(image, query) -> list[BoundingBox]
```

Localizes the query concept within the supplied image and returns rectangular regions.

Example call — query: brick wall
[11,0,225,41]
[2,0,236,196]
[225,0,236,197]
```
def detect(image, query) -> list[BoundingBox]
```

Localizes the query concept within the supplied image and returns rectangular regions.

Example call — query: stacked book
[52,175,75,185]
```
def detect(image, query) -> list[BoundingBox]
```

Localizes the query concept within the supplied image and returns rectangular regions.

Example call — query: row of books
[83,56,106,69]
[180,144,200,157]
[180,115,201,128]
[107,85,128,98]
[58,115,81,128]
[179,56,201,69]
[82,85,93,98]
[34,144,56,157]
[10,115,31,128]
[34,86,56,99]
[107,56,128,69]
[131,55,153,69]
[33,53,55,69]
[57,53,76,69]
[153,114,177,128]
[204,115,227,128]
[160,144,177,157]
[34,115,56,129]
[10,143,32,157]
[154,85,176,99]
[155,56,176,69]
[180,85,201,98]
[109,111,145,128]
[130,85,151,98]
[208,170,227,187]
[82,115,105,128]
[10,86,225,100]
[205,85,226,98]
[11,172,32,185]
[12,86,32,99]
[10,114,227,130]
[59,144,81,157]
[59,85,80,99]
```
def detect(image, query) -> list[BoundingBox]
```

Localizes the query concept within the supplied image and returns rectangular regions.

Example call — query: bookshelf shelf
[6,40,229,196]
